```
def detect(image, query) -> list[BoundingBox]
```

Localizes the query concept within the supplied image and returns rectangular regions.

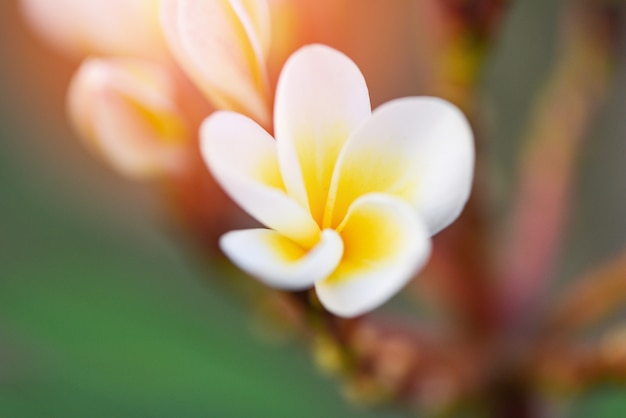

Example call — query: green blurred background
[1,0,626,416]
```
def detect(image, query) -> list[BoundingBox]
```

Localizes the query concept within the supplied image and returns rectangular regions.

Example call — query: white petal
[221,229,343,290]
[161,0,271,125]
[238,0,271,55]
[316,193,431,318]
[325,97,474,234]
[201,111,320,248]
[274,44,371,224]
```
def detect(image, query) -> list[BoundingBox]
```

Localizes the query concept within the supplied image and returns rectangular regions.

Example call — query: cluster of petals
[23,0,475,316]
[23,0,275,180]
[202,45,474,317]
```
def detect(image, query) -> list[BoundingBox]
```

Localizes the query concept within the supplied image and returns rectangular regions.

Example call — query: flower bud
[21,0,169,61]
[161,0,272,126]
[68,58,191,179]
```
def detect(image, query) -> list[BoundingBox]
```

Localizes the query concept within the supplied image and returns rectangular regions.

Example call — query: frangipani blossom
[161,0,273,127]
[68,58,191,179]
[20,0,168,61]
[201,45,474,317]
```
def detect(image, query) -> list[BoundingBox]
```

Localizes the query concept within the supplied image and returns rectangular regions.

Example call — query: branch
[497,3,616,325]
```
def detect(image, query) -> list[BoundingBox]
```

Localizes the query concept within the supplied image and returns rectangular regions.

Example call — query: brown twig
[543,249,626,336]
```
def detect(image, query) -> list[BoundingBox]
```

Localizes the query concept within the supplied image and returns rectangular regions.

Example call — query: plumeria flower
[201,44,474,317]
[68,58,191,178]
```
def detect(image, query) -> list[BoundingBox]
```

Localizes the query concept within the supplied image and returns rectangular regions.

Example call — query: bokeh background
[1,0,626,416]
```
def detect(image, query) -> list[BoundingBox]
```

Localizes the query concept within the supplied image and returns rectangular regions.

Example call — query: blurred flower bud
[67,58,191,179]
[20,0,169,61]
[313,333,345,376]
[161,0,272,127]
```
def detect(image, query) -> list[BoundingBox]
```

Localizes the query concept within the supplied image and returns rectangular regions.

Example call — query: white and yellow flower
[201,44,474,317]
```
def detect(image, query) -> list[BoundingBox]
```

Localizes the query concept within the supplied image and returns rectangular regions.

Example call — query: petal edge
[221,228,343,290]
[326,97,474,234]
[201,111,320,247]
[316,193,432,317]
